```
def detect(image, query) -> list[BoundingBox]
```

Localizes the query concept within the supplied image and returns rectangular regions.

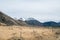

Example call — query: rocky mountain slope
[0,11,27,26]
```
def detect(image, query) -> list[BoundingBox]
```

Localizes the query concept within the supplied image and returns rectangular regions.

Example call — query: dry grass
[0,26,60,40]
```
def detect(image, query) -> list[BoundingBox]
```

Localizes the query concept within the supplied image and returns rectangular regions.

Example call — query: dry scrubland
[0,26,60,40]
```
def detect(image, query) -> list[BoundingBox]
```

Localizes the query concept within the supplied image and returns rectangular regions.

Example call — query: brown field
[0,26,60,40]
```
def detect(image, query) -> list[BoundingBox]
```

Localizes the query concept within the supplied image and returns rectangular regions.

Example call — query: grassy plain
[0,26,60,40]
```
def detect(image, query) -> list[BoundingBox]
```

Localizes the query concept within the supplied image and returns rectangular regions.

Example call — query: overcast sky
[0,0,60,22]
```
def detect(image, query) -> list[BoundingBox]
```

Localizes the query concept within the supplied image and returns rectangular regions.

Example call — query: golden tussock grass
[0,26,60,40]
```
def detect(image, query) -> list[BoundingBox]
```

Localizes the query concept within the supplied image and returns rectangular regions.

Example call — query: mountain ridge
[0,11,60,27]
[25,18,60,27]
[0,11,27,26]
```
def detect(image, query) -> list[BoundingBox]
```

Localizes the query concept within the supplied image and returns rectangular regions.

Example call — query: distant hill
[0,11,27,26]
[25,18,60,27]
[25,18,42,26]
[42,21,60,27]
[57,22,60,27]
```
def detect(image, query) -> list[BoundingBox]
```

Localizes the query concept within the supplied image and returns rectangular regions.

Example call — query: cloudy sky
[0,0,60,22]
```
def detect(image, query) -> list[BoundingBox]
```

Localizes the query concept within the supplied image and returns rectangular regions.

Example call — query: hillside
[0,11,27,26]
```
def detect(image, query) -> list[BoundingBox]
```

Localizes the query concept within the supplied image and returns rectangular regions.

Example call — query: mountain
[42,21,59,27]
[0,11,60,27]
[18,19,28,26]
[57,22,60,26]
[25,18,60,27]
[0,11,27,26]
[25,18,42,26]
